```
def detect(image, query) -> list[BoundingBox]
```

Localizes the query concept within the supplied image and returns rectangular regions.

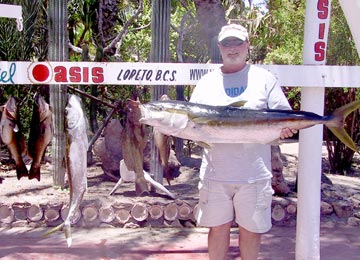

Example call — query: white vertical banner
[338,0,360,57]
[296,0,332,259]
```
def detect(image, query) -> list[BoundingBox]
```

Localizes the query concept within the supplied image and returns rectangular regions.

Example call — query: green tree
[0,0,48,136]
[324,0,360,174]
[257,0,360,174]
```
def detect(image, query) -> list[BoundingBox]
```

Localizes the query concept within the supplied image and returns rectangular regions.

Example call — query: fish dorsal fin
[228,100,247,107]
[189,115,211,124]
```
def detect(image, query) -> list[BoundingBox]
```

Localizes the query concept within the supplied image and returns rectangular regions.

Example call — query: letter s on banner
[317,0,329,19]
[303,0,331,64]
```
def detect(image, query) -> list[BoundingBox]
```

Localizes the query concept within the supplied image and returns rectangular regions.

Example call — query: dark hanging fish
[121,99,149,196]
[28,94,53,181]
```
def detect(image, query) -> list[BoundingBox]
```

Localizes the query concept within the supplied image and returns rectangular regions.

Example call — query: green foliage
[247,1,305,109]
[119,0,152,62]
[170,0,208,63]
[259,0,305,65]
[0,0,47,61]
[0,0,48,135]
[327,0,360,66]
[323,0,360,174]
[324,88,359,174]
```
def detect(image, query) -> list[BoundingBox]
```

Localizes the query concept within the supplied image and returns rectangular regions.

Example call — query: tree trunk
[27,204,43,222]
[164,203,178,221]
[0,204,14,224]
[150,0,171,184]
[99,205,115,223]
[131,203,149,222]
[48,0,68,187]
[194,0,226,57]
[149,205,164,219]
[115,208,131,224]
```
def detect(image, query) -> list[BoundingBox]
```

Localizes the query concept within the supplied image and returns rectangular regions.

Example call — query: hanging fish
[0,97,28,179]
[28,94,53,181]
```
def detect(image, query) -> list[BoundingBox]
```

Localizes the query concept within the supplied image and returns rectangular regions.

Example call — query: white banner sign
[0,61,219,85]
[1,61,360,87]
[0,4,22,19]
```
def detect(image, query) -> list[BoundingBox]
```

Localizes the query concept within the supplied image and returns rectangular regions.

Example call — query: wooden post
[48,0,68,187]
[149,0,171,184]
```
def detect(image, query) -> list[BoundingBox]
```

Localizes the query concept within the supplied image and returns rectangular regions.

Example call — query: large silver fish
[127,99,360,154]
[45,94,88,247]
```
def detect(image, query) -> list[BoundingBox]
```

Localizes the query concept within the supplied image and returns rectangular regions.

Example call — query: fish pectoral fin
[189,115,212,125]
[196,141,212,149]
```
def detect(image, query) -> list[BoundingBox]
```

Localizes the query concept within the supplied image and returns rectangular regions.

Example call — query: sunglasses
[220,39,244,47]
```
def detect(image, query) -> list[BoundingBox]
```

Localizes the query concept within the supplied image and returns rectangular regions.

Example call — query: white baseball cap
[218,24,249,42]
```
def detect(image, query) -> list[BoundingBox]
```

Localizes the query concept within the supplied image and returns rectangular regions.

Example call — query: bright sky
[246,0,268,13]
[245,0,266,6]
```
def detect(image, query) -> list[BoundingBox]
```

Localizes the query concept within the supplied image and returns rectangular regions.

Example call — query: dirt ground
[0,145,201,211]
[1,142,360,226]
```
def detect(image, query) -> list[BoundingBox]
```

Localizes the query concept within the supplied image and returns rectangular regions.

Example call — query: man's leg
[238,225,261,260]
[208,221,232,260]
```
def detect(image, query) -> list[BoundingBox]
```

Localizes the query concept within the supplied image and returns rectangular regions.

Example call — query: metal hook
[16,17,23,31]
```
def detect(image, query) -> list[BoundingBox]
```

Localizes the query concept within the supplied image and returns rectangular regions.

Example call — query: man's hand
[280,128,298,139]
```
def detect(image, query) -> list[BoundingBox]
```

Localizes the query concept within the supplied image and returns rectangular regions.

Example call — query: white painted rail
[0,4,23,31]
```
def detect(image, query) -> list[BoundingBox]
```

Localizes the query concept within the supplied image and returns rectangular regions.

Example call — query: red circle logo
[32,64,50,82]
[27,62,53,83]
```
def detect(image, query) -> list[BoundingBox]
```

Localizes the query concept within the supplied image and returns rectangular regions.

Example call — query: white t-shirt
[190,64,291,183]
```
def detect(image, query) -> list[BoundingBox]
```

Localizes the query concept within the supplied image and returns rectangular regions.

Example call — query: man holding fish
[129,23,359,259]
[190,23,297,260]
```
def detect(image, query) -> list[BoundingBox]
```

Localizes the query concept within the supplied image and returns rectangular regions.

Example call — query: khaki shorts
[194,179,273,233]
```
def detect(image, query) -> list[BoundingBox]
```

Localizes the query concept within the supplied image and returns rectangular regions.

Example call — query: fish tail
[29,165,41,181]
[326,100,360,154]
[16,165,28,180]
[64,222,72,247]
[143,170,175,199]
[43,221,72,247]
[43,222,65,237]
